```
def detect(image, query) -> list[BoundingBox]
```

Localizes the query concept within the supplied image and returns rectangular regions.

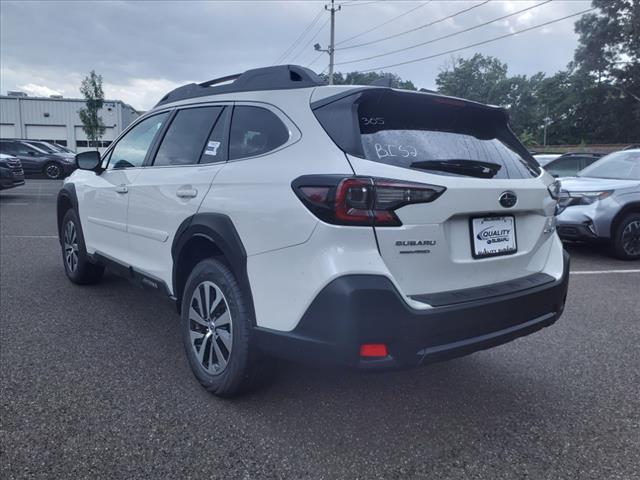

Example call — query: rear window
[313,89,540,179]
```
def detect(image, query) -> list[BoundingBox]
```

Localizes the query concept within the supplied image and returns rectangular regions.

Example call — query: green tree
[572,0,640,143]
[79,70,106,149]
[435,54,510,105]
[435,54,547,140]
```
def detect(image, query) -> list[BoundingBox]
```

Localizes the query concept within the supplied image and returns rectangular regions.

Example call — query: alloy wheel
[188,281,233,374]
[64,220,79,272]
[46,164,61,179]
[621,220,640,257]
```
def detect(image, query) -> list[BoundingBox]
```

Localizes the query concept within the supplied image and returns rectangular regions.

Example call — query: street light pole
[315,0,340,84]
[327,0,339,84]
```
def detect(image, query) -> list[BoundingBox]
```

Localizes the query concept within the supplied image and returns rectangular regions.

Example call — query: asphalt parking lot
[1,179,639,479]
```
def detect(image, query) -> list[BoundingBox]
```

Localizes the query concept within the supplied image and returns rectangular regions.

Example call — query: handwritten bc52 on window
[374,143,418,159]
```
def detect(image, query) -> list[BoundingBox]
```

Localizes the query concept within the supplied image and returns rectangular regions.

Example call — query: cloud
[1,0,594,109]
[103,78,184,111]
[16,83,62,97]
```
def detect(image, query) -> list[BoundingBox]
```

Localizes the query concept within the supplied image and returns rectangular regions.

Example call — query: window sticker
[204,140,221,156]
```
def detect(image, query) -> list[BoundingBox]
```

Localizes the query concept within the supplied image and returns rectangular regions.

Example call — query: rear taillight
[293,175,445,226]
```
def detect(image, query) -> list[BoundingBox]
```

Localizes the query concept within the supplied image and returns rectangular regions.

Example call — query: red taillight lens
[293,175,445,226]
[299,186,330,205]
[335,178,374,225]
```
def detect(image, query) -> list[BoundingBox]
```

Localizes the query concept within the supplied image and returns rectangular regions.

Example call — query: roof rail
[155,65,326,107]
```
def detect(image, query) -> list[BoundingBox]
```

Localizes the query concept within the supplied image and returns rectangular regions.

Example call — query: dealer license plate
[471,216,517,258]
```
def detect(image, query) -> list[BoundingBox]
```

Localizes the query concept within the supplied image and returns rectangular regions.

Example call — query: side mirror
[76,151,102,172]
[28,151,35,156]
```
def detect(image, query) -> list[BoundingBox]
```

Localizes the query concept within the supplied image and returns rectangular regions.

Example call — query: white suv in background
[57,65,569,396]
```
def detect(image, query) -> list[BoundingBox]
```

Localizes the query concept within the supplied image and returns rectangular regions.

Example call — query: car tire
[612,213,640,260]
[61,209,105,284]
[44,162,63,179]
[181,258,274,397]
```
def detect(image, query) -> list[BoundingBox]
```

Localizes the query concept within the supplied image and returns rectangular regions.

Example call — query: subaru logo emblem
[499,191,517,208]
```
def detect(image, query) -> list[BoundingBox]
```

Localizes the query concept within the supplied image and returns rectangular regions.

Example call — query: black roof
[155,65,326,107]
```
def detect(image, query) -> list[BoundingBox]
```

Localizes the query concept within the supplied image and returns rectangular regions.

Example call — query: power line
[290,17,330,64]
[335,0,491,51]
[307,51,325,69]
[356,7,595,73]
[273,7,324,65]
[336,1,433,47]
[335,0,552,66]
[339,0,384,7]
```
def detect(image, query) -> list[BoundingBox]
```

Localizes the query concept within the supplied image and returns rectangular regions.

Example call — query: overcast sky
[0,0,594,111]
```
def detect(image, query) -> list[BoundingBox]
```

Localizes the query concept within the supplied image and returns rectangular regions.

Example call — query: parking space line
[2,193,55,196]
[571,269,640,275]
[0,203,29,206]
[2,235,58,238]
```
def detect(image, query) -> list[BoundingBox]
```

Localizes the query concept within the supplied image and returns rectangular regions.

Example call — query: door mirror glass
[76,151,102,171]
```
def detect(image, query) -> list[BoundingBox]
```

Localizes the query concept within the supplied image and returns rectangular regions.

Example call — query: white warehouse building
[0,92,140,152]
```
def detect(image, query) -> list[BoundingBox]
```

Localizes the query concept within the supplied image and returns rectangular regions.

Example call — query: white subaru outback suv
[57,65,569,396]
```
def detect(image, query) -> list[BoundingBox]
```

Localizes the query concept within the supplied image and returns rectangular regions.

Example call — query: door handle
[176,187,198,199]
[115,185,128,194]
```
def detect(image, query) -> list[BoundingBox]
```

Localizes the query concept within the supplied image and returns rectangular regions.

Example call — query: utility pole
[314,0,340,84]
[543,105,549,147]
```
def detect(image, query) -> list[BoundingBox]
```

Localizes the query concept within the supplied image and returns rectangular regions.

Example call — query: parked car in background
[533,153,562,167]
[0,139,76,179]
[25,140,75,159]
[544,152,604,178]
[557,149,640,259]
[0,153,25,190]
[51,143,76,154]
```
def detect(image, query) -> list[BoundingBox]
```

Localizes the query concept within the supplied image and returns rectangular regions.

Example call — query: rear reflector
[360,344,388,358]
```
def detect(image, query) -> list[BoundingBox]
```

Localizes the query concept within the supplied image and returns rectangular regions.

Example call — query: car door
[78,112,170,264]
[125,105,230,287]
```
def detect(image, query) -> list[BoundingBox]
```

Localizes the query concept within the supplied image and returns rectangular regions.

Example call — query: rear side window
[2,141,34,155]
[229,106,289,160]
[154,107,224,166]
[0,142,17,154]
[313,89,540,179]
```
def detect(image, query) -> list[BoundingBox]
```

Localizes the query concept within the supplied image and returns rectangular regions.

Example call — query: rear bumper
[255,250,570,369]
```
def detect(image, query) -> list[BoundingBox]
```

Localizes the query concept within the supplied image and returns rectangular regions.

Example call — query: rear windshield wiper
[410,159,502,179]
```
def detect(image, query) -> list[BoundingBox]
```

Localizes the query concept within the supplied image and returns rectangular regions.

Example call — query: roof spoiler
[155,65,326,107]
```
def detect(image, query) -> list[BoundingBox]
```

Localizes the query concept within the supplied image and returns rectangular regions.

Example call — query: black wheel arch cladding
[172,213,256,322]
[57,183,79,244]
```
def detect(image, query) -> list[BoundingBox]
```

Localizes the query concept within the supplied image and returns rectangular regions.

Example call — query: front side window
[14,142,38,155]
[154,107,224,167]
[109,112,169,169]
[229,106,289,160]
